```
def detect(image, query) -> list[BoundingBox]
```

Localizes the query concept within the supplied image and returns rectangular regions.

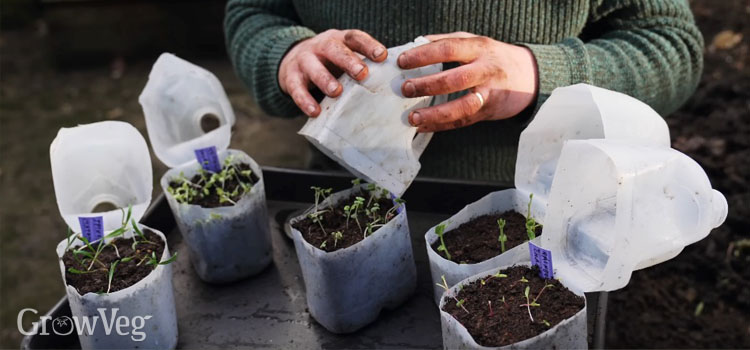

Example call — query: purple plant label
[194,146,221,172]
[78,216,103,243]
[390,193,404,214]
[529,242,554,279]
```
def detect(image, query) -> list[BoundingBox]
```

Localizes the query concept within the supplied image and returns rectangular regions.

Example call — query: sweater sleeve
[524,0,704,116]
[224,0,316,118]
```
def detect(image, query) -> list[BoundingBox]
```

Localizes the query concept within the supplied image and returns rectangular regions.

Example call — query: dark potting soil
[442,265,585,347]
[169,162,258,208]
[292,189,397,252]
[62,229,166,295]
[431,211,542,264]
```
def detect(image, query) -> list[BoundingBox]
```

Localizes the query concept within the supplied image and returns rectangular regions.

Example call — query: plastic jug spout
[711,189,728,229]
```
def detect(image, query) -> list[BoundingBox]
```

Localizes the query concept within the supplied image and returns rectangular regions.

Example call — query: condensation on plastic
[439,263,587,350]
[425,83,671,304]
[56,225,177,350]
[139,53,235,168]
[425,189,544,304]
[161,150,272,283]
[298,37,444,197]
[541,139,728,292]
[288,185,417,333]
[50,121,153,233]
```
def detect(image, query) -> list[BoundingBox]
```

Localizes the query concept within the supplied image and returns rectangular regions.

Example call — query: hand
[398,32,538,132]
[279,29,387,117]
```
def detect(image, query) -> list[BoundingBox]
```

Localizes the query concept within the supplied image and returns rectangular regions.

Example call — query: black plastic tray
[21,167,607,349]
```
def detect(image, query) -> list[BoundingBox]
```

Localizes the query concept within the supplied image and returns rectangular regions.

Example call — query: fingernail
[403,82,415,97]
[372,47,385,59]
[410,112,422,126]
[327,81,339,94]
[352,64,365,77]
[398,54,408,67]
[306,105,316,115]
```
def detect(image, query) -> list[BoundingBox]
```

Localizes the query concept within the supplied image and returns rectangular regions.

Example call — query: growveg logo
[18,308,153,341]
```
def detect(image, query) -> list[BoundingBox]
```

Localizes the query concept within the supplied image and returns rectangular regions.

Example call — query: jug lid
[139,53,235,168]
[539,139,727,292]
[514,84,670,204]
[50,121,153,233]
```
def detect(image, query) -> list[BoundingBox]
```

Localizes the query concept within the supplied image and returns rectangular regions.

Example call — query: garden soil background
[1,0,748,348]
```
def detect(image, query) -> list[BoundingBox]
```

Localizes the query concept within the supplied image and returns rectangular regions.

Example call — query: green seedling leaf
[159,252,179,265]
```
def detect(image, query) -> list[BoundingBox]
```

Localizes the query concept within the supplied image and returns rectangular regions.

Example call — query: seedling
[480,272,508,286]
[497,218,507,253]
[542,319,551,327]
[525,193,541,241]
[437,275,469,314]
[167,155,254,206]
[303,181,403,250]
[434,222,451,260]
[518,282,555,322]
[331,231,343,247]
[64,205,178,294]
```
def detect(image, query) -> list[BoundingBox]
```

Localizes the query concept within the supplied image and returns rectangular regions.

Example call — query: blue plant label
[529,242,554,279]
[194,146,221,172]
[389,193,404,214]
[78,216,103,243]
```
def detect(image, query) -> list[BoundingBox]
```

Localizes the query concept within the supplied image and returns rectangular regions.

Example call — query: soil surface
[62,229,166,295]
[292,189,397,252]
[442,265,585,347]
[432,211,541,264]
[169,163,258,208]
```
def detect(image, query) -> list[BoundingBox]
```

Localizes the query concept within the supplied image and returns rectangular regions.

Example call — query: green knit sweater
[224,0,703,183]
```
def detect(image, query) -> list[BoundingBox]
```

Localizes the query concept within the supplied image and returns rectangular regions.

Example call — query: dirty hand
[398,32,538,132]
[279,29,387,117]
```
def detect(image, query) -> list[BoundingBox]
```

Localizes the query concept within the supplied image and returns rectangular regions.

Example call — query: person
[224,0,703,183]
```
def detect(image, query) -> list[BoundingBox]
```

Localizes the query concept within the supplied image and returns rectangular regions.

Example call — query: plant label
[194,146,221,172]
[79,216,103,242]
[529,242,554,279]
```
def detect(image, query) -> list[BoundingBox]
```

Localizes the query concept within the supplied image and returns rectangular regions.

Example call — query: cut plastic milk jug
[139,53,272,283]
[425,83,672,304]
[49,121,178,349]
[50,121,153,233]
[298,36,443,197]
[439,139,727,350]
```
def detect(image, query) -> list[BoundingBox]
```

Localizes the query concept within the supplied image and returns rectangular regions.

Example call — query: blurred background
[0,0,748,348]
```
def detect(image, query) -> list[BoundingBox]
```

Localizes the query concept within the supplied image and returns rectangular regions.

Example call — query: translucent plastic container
[542,139,728,291]
[439,263,587,350]
[425,83,672,304]
[437,85,728,349]
[55,226,178,350]
[298,37,443,197]
[50,121,153,233]
[160,150,272,283]
[288,185,417,333]
[139,53,272,283]
[50,121,178,349]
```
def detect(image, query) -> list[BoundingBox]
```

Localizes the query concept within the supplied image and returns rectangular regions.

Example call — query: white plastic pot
[289,185,417,333]
[161,150,272,283]
[439,263,587,350]
[437,86,728,349]
[50,121,177,349]
[425,83,671,304]
[140,53,272,283]
[298,36,443,197]
[55,226,178,350]
[425,190,544,304]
